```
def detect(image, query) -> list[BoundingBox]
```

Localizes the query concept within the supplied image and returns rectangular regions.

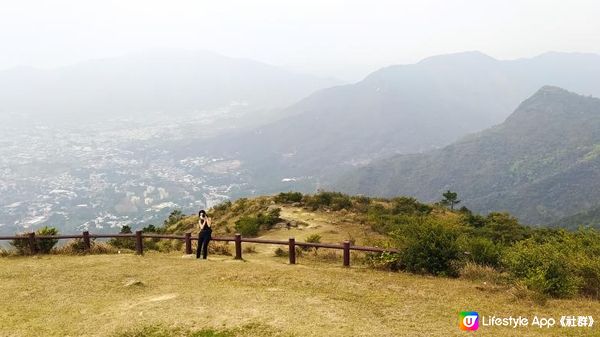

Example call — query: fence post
[288,237,296,264]
[185,232,192,254]
[83,231,91,252]
[234,233,242,260]
[28,232,37,255]
[135,230,143,255]
[343,240,351,267]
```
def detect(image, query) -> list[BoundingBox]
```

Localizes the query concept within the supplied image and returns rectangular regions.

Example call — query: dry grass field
[1,251,599,337]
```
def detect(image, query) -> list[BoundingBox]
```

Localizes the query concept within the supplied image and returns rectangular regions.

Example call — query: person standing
[196,210,212,259]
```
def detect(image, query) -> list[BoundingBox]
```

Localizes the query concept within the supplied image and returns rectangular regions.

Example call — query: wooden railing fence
[0,231,399,267]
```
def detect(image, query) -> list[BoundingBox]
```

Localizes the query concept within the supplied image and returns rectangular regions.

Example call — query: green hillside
[337,86,600,226]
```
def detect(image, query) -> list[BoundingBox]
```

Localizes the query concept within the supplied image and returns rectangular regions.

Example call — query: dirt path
[245,206,341,257]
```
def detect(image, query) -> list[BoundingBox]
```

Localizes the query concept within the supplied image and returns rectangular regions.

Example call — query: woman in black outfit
[196,209,212,259]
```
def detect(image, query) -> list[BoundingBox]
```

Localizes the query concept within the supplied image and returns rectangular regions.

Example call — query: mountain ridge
[0,49,340,124]
[189,52,600,196]
[335,86,600,225]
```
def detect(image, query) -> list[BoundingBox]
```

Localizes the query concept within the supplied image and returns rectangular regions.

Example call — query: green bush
[163,210,185,227]
[235,217,261,237]
[304,191,352,211]
[257,208,281,229]
[303,233,322,252]
[10,226,59,255]
[365,252,403,271]
[391,197,432,215]
[576,257,600,298]
[395,221,461,276]
[212,200,232,212]
[108,225,136,250]
[274,192,303,204]
[459,236,503,267]
[234,208,282,237]
[478,212,529,245]
[503,238,580,298]
[305,233,321,244]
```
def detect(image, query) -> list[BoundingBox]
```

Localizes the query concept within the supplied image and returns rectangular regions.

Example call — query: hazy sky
[1,0,600,81]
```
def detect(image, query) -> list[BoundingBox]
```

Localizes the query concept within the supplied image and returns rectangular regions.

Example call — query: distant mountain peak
[534,85,574,95]
[522,85,600,107]
[505,85,599,126]
[418,51,497,65]
[336,85,600,225]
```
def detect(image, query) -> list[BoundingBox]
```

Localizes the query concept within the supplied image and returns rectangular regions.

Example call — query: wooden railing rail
[0,232,399,267]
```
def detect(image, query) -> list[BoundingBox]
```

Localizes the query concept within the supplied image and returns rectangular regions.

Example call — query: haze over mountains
[337,86,600,226]
[4,50,600,233]
[197,52,600,195]
[0,49,339,125]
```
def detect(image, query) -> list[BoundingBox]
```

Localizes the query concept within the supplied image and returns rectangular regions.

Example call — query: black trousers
[196,232,211,259]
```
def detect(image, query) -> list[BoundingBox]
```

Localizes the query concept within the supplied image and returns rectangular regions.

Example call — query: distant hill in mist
[0,49,339,124]
[195,51,600,194]
[337,86,600,226]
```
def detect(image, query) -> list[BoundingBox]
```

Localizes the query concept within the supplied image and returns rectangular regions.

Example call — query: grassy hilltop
[2,192,600,336]
[2,254,599,337]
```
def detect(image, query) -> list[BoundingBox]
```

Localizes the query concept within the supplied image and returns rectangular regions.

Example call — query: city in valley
[0,111,248,235]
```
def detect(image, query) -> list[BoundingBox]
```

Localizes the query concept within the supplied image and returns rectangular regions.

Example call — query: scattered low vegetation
[272,190,600,299]
[53,239,117,255]
[303,233,321,252]
[10,226,59,255]
[234,208,282,237]
[207,242,232,256]
[243,245,257,254]
[4,190,599,301]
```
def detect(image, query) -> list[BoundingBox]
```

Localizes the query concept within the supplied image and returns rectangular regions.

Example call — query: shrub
[395,221,461,276]
[459,236,503,267]
[234,209,282,237]
[212,200,232,212]
[10,226,59,255]
[503,238,580,298]
[163,210,185,227]
[35,226,59,253]
[274,192,303,204]
[459,262,507,284]
[156,239,183,253]
[303,233,322,252]
[273,247,302,258]
[108,226,136,250]
[53,239,117,255]
[274,247,287,257]
[314,250,341,262]
[234,217,261,237]
[478,212,529,245]
[10,234,31,255]
[305,233,321,243]
[243,245,257,254]
[208,242,232,256]
[304,192,352,211]
[142,224,165,234]
[391,197,432,215]
[576,257,600,299]
[351,195,371,205]
[365,252,403,271]
[257,208,281,229]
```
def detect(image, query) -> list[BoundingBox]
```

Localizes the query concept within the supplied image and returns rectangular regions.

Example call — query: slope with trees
[337,86,600,226]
